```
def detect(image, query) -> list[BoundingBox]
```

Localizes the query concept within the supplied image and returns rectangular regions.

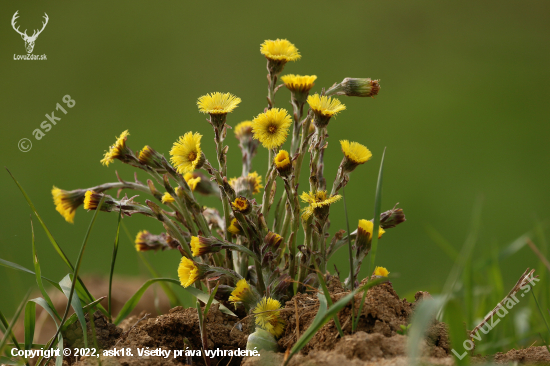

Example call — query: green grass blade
[0,258,61,290]
[0,308,23,352]
[55,335,63,366]
[121,222,180,307]
[531,291,550,339]
[407,295,446,366]
[315,267,344,337]
[204,283,220,317]
[61,297,106,331]
[184,284,236,317]
[30,298,59,328]
[59,274,87,347]
[23,301,36,351]
[108,210,123,322]
[7,169,108,318]
[31,219,60,321]
[284,277,387,365]
[0,291,30,355]
[370,148,386,271]
[444,299,470,365]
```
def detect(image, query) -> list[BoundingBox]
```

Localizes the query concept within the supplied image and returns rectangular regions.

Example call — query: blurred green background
[1,0,549,319]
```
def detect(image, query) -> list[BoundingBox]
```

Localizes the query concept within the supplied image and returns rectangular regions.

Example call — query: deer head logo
[11,11,49,54]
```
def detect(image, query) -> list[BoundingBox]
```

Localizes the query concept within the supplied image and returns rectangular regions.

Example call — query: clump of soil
[493,346,550,365]
[277,277,449,358]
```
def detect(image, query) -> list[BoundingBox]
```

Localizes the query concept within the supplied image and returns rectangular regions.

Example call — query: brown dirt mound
[278,278,450,357]
[493,346,550,365]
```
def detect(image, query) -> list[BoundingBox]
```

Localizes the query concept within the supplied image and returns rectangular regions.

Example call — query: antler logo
[11,11,49,54]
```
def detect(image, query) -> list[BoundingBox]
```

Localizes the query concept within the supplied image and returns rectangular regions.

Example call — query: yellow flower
[307,94,346,128]
[252,108,292,149]
[190,236,207,257]
[170,132,204,174]
[197,92,241,115]
[358,219,385,240]
[231,196,251,215]
[184,173,201,191]
[260,39,301,62]
[228,218,242,236]
[100,130,130,166]
[281,74,317,94]
[300,190,342,221]
[161,192,175,204]
[234,121,254,140]
[51,186,84,223]
[340,140,372,172]
[178,257,200,288]
[229,172,263,197]
[253,297,285,337]
[135,230,149,252]
[229,279,251,307]
[274,150,292,176]
[374,266,390,277]
[83,190,99,210]
[307,94,346,117]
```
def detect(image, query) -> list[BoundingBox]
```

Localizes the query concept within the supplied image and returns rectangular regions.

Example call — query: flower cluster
[50,38,405,347]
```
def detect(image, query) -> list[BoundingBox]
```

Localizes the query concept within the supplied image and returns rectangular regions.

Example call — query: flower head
[281,74,317,104]
[100,130,131,166]
[228,218,242,236]
[265,231,284,248]
[135,230,178,252]
[307,94,346,128]
[138,145,165,170]
[190,236,207,257]
[178,257,200,288]
[183,173,201,191]
[51,187,86,223]
[229,279,253,309]
[374,266,390,277]
[231,196,252,215]
[161,192,175,204]
[326,77,381,98]
[300,190,342,221]
[274,150,292,176]
[235,121,254,140]
[356,219,385,252]
[229,172,263,198]
[252,108,292,149]
[253,297,285,337]
[83,190,102,210]
[170,132,205,174]
[340,140,372,173]
[261,39,301,63]
[197,92,241,115]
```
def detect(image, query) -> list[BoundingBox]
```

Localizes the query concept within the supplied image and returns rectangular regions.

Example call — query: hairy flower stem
[293,111,313,186]
[281,177,300,279]
[309,127,327,192]
[261,152,276,219]
[267,72,277,109]
[213,127,234,254]
[290,100,305,156]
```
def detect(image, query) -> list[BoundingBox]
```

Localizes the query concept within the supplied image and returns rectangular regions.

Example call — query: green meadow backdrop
[1,1,549,317]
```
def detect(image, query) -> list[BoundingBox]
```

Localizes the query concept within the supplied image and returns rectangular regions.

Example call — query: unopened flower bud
[231,196,252,215]
[380,206,406,229]
[326,78,380,98]
[274,150,292,177]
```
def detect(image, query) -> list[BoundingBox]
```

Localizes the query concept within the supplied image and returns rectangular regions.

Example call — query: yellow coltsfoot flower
[229,279,255,309]
[253,297,285,337]
[252,108,292,150]
[229,172,263,198]
[178,257,201,288]
[273,150,292,177]
[235,121,254,140]
[138,145,165,171]
[231,196,252,215]
[51,187,86,223]
[281,74,317,104]
[300,190,342,221]
[100,130,132,166]
[170,132,205,174]
[340,140,372,173]
[374,266,390,277]
[190,236,208,257]
[356,219,386,251]
[228,218,242,236]
[183,173,201,191]
[197,92,241,128]
[307,94,346,128]
[265,231,283,249]
[261,39,300,75]
[161,192,175,204]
